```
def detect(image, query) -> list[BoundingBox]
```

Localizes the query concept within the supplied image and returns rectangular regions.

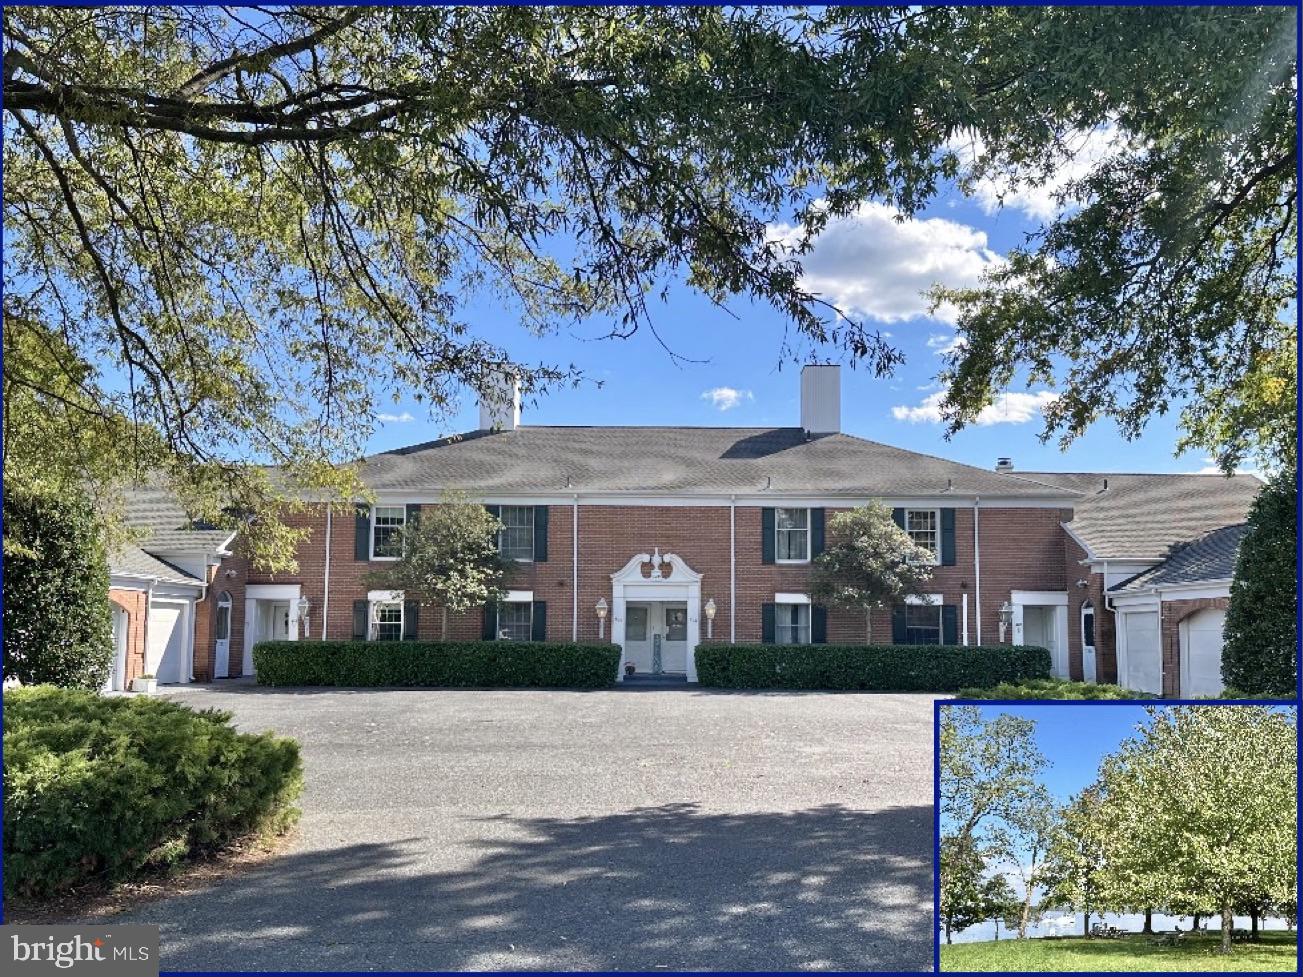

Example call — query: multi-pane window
[1082,603,1096,648]
[776,603,811,644]
[374,602,403,641]
[372,506,406,559]
[665,607,688,642]
[905,508,940,562]
[498,601,533,641]
[214,592,232,642]
[775,507,810,562]
[626,606,648,641]
[904,603,942,645]
[498,506,535,561]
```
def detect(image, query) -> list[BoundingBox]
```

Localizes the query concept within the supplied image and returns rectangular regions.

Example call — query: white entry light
[596,597,608,639]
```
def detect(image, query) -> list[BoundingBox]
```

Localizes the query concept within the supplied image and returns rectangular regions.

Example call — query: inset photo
[938,703,1298,972]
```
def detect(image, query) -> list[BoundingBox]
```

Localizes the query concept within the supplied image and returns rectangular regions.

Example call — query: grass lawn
[940,931,1298,972]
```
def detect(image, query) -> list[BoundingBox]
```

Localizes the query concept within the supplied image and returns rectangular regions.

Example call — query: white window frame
[497,600,534,642]
[775,507,811,564]
[214,591,233,642]
[903,507,941,564]
[774,601,812,645]
[367,589,404,642]
[497,505,535,563]
[370,505,407,561]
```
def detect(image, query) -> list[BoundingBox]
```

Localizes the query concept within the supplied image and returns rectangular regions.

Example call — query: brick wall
[1159,596,1230,697]
[245,501,1074,651]
[1062,536,1118,684]
[108,587,147,685]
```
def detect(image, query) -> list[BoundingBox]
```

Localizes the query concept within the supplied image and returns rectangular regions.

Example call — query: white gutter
[973,497,982,644]
[572,494,579,641]
[321,503,332,639]
[729,494,737,643]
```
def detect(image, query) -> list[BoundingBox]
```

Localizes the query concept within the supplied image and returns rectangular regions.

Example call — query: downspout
[321,503,332,639]
[572,494,579,641]
[191,571,209,682]
[972,497,982,644]
[729,494,737,643]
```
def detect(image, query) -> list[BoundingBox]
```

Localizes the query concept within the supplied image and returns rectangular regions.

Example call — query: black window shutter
[811,605,828,644]
[941,508,956,566]
[403,600,420,641]
[406,503,421,526]
[482,602,498,640]
[811,508,826,558]
[355,504,371,561]
[352,599,369,639]
[531,601,547,641]
[761,602,776,644]
[533,506,549,562]
[942,604,958,645]
[761,508,776,564]
[891,507,905,530]
[891,604,908,644]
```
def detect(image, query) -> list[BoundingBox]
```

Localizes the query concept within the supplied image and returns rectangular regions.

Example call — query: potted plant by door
[132,673,157,694]
[624,662,636,677]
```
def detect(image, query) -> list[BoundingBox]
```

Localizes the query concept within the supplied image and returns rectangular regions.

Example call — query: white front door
[621,603,689,674]
[104,605,128,691]
[1181,608,1227,697]
[1122,611,1162,694]
[146,599,188,684]
[1081,603,1098,683]
[213,595,233,679]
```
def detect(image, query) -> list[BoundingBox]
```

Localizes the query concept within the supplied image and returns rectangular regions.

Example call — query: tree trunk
[1221,903,1233,954]
[944,921,952,945]
[1193,913,1201,931]
[994,918,1000,941]
[1142,909,1153,934]
[1251,910,1259,940]
[441,605,449,640]
[1083,911,1090,937]
[1019,896,1032,939]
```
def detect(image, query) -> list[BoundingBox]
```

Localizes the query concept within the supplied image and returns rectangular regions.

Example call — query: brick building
[105,366,1259,695]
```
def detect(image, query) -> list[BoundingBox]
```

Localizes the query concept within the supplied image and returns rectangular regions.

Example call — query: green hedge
[954,678,1157,699]
[3,687,301,899]
[694,643,1051,691]
[253,640,621,688]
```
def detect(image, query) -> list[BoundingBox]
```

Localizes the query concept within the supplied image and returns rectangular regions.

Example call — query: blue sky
[365,156,1216,477]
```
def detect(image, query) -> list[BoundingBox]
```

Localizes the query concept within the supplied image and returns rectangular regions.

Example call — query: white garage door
[1182,608,1226,698]
[146,600,189,684]
[1123,611,1162,694]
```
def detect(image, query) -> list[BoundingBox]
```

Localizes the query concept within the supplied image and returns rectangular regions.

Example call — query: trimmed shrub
[694,643,1050,691]
[254,640,621,688]
[4,687,302,899]
[954,678,1157,699]
[1222,466,1296,697]
[3,488,113,689]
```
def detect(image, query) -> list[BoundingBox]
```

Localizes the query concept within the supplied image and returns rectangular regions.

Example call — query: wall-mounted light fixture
[595,597,608,640]
[296,596,312,638]
[997,601,1014,642]
[703,598,717,640]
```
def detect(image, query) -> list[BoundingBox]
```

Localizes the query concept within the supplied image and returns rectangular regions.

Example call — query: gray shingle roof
[1111,523,1248,592]
[1011,472,1261,561]
[109,545,204,585]
[122,487,236,552]
[359,427,1081,498]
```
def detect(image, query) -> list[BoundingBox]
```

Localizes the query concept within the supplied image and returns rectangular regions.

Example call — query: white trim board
[360,493,1076,509]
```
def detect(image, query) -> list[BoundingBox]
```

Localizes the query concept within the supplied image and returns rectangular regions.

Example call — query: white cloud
[926,332,966,356]
[948,126,1126,222]
[892,390,1058,426]
[770,202,1002,325]
[701,386,754,411]
[1194,457,1261,478]
[376,411,415,423]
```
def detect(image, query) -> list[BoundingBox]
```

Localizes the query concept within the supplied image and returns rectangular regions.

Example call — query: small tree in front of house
[1042,784,1110,936]
[810,501,937,643]
[2,487,113,688]
[1221,465,1296,696]
[369,491,507,639]
[940,832,989,945]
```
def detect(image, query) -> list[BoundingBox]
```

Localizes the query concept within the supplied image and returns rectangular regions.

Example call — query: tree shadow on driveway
[131,802,933,972]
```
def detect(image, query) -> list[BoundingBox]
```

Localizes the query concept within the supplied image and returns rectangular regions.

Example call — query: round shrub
[3,687,302,899]
[3,489,113,688]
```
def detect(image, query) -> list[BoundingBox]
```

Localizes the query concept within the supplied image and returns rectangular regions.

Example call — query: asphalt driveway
[110,685,936,972]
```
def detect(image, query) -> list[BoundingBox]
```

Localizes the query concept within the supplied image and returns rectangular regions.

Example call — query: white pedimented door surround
[610,551,703,682]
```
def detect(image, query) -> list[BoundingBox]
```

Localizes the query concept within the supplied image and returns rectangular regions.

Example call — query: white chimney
[800,364,841,434]
[995,457,1014,472]
[478,370,521,431]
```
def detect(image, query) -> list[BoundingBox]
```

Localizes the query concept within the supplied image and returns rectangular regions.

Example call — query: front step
[620,672,689,688]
